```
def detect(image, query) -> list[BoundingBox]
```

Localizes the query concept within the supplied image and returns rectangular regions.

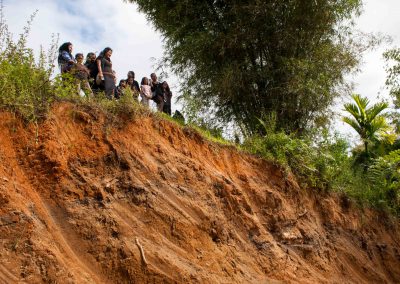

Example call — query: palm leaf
[367,102,389,122]
[343,103,363,122]
[343,116,363,136]
[352,94,369,119]
[367,117,391,143]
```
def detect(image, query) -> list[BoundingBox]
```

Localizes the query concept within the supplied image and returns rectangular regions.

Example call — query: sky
[4,0,400,140]
[352,0,400,102]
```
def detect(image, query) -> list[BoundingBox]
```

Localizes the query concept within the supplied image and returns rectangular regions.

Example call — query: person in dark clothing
[161,81,172,115]
[127,77,139,101]
[150,73,163,111]
[127,71,140,93]
[84,52,98,91]
[96,47,115,99]
[150,73,160,93]
[58,42,75,74]
[127,71,140,100]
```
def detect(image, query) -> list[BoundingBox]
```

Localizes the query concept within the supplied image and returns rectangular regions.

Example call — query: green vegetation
[242,116,355,190]
[367,150,400,213]
[0,11,60,122]
[242,120,399,215]
[384,48,400,134]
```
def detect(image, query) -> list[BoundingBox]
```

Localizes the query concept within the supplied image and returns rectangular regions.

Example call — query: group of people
[57,42,173,115]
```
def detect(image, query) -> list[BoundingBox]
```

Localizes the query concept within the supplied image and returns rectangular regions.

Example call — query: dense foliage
[129,0,365,135]
[242,114,355,190]
[242,123,399,215]
[367,150,400,214]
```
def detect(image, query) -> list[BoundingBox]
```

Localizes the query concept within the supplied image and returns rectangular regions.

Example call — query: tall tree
[384,48,400,108]
[128,0,364,135]
[343,94,392,156]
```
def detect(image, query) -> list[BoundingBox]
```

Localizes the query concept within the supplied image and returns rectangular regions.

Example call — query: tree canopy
[128,0,364,136]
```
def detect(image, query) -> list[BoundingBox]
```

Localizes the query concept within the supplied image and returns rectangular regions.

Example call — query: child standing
[140,77,152,107]
[72,53,93,98]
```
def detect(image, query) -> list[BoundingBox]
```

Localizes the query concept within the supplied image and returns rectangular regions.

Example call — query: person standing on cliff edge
[96,47,115,99]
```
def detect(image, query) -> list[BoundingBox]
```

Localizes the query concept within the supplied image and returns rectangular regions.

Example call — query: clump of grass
[68,92,152,132]
[94,91,150,118]
[186,123,233,146]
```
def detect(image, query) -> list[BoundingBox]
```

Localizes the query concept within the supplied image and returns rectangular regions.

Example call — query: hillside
[0,102,399,283]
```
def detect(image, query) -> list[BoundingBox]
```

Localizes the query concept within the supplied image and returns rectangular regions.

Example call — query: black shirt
[85,61,98,79]
[132,80,140,92]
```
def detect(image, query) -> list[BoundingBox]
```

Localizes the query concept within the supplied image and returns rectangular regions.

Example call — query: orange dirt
[0,102,399,283]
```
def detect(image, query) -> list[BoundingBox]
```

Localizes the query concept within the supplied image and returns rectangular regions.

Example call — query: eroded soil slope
[0,103,399,283]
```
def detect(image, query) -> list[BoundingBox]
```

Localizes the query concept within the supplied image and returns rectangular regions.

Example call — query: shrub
[0,10,61,122]
[367,150,400,214]
[97,91,150,120]
[243,129,353,190]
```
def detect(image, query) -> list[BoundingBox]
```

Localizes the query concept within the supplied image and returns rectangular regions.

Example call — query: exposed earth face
[0,103,399,283]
